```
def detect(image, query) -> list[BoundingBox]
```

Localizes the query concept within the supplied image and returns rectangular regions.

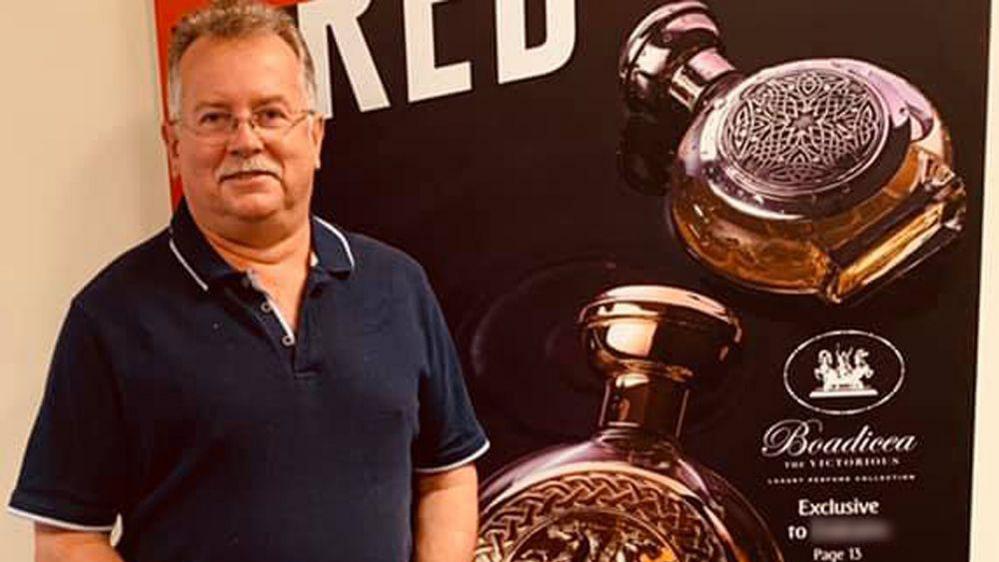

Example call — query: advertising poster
[156,1,993,560]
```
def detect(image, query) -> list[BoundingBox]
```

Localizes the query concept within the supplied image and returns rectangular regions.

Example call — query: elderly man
[8,1,488,560]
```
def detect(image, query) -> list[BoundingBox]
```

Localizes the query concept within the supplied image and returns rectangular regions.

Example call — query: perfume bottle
[618,1,967,304]
[475,285,783,562]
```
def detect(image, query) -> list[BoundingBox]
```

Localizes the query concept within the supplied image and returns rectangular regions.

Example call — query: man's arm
[35,524,123,562]
[413,464,479,562]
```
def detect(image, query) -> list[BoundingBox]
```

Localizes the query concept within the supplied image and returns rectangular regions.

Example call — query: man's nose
[226,118,265,156]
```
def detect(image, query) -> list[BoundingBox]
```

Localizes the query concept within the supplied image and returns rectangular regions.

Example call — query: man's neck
[201,218,312,274]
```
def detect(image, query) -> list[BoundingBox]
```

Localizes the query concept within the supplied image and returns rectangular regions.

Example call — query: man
[8,1,488,560]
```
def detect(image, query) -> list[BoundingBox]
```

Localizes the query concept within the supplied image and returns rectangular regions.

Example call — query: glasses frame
[171,108,317,145]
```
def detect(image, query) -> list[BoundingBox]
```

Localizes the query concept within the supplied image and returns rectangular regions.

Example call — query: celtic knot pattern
[476,470,726,562]
[720,68,885,192]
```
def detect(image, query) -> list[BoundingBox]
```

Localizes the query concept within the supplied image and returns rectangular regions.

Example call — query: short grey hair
[167,0,317,120]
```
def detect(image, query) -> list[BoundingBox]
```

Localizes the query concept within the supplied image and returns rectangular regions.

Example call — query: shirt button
[260,302,273,313]
[281,335,294,347]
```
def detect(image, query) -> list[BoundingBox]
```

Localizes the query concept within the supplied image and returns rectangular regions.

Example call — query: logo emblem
[784,330,904,415]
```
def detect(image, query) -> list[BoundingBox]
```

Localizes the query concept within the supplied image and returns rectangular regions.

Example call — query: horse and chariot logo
[810,345,877,399]
[784,330,905,416]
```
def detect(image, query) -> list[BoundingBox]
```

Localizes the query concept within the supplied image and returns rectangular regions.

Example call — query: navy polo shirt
[9,202,489,562]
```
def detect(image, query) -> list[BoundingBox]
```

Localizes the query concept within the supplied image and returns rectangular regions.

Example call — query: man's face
[164,32,325,231]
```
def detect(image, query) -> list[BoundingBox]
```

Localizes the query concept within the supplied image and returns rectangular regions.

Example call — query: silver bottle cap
[579,285,741,383]
[620,1,736,114]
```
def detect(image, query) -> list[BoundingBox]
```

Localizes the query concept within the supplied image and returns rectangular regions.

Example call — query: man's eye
[198,112,230,127]
[256,109,290,127]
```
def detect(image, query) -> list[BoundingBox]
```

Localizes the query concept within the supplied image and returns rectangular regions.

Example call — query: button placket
[244,270,297,352]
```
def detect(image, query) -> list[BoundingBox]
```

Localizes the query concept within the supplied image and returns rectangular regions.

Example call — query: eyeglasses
[173,108,316,144]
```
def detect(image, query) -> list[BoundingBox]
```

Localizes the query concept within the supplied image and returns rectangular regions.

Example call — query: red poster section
[153,0,304,206]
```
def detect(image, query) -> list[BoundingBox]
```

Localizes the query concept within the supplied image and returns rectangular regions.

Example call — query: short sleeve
[8,301,126,530]
[411,272,489,473]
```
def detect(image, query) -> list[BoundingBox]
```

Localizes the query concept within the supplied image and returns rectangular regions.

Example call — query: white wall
[971,1,999,559]
[0,0,170,558]
[0,0,996,560]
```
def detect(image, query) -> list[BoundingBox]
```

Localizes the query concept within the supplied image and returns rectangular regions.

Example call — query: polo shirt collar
[168,200,355,292]
[310,215,355,275]
[169,200,238,291]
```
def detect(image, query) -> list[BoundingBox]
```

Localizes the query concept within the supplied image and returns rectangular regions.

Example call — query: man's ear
[161,122,181,179]
[310,115,327,170]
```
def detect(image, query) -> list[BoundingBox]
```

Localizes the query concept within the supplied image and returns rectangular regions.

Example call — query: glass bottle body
[668,63,966,303]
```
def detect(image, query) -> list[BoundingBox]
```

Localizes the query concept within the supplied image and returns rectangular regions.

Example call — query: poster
[155,1,993,560]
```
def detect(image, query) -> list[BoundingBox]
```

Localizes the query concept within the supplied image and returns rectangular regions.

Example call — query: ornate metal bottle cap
[579,285,741,383]
[619,1,735,114]
[699,59,913,219]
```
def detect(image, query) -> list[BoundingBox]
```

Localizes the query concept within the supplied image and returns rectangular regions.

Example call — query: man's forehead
[180,31,299,67]
[178,33,306,101]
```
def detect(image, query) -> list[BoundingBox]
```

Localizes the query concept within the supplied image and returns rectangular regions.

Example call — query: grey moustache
[217,159,282,182]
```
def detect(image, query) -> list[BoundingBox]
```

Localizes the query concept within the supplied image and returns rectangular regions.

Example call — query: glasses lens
[194,111,234,138]
[254,108,293,130]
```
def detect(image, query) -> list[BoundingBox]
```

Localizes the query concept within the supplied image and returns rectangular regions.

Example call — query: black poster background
[304,1,991,559]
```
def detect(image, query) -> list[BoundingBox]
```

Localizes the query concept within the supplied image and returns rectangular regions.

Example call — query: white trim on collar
[169,218,351,290]
[168,238,209,292]
[313,217,356,270]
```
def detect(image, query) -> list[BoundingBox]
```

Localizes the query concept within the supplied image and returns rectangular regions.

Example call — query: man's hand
[414,464,479,562]
[35,523,124,562]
